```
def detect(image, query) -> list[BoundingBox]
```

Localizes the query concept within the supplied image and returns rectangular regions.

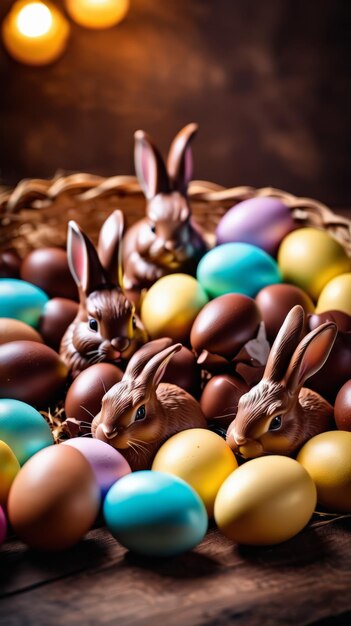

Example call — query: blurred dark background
[0,0,350,205]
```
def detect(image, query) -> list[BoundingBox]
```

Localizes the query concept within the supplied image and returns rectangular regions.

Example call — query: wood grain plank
[1,521,350,625]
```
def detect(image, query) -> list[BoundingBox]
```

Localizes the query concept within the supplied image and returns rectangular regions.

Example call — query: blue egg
[103,471,208,557]
[0,399,54,465]
[197,242,282,299]
[0,279,49,328]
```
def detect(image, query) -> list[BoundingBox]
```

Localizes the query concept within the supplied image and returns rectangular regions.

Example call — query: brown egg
[200,374,249,428]
[190,294,261,369]
[334,380,351,431]
[0,318,43,345]
[255,283,314,343]
[0,340,68,408]
[21,248,78,300]
[0,249,21,278]
[305,311,351,403]
[8,444,100,550]
[39,297,79,351]
[65,362,124,423]
[161,346,201,397]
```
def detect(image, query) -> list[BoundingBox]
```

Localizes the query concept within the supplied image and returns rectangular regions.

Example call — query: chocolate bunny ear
[264,305,305,383]
[167,123,198,195]
[67,221,107,295]
[123,338,173,380]
[285,322,337,393]
[134,130,170,200]
[97,210,124,287]
[139,343,182,393]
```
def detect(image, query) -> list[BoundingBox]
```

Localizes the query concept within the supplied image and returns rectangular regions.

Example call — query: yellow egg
[297,431,351,512]
[141,274,209,343]
[214,456,316,545]
[0,440,20,506]
[277,228,350,301]
[0,318,43,345]
[316,273,351,316]
[152,428,238,516]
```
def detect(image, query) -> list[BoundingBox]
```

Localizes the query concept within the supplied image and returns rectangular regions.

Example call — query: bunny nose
[233,432,247,446]
[111,337,130,352]
[101,424,117,440]
[164,241,177,252]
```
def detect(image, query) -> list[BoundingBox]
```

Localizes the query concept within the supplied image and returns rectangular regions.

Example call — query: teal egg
[103,471,208,557]
[0,399,54,465]
[0,279,49,328]
[197,242,282,298]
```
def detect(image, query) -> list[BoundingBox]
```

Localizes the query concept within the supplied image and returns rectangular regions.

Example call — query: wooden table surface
[1,517,351,626]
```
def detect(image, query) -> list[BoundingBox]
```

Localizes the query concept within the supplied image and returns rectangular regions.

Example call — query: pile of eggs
[0,194,351,557]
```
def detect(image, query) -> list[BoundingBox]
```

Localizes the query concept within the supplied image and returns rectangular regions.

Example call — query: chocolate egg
[65,363,124,423]
[200,374,249,428]
[0,318,43,345]
[39,297,79,351]
[277,228,350,301]
[8,444,101,550]
[0,340,68,408]
[216,197,296,257]
[255,284,314,343]
[305,311,351,403]
[316,273,351,316]
[141,274,208,343]
[191,294,262,367]
[0,249,21,278]
[334,381,351,431]
[197,243,282,299]
[161,345,201,396]
[21,248,78,300]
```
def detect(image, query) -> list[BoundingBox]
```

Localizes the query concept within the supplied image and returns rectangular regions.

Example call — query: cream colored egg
[277,228,350,301]
[316,273,351,316]
[297,431,351,512]
[152,428,238,516]
[0,318,43,345]
[141,274,209,343]
[214,455,316,545]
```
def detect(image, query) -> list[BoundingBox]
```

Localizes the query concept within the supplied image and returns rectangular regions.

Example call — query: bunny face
[71,289,144,366]
[226,305,337,459]
[137,193,195,268]
[227,381,302,458]
[122,124,207,292]
[60,210,147,378]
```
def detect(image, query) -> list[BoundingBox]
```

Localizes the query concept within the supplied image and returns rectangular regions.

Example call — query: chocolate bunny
[226,305,337,459]
[60,210,147,379]
[91,338,207,469]
[122,123,207,294]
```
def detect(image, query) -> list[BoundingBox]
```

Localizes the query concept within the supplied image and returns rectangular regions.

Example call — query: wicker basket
[1,173,350,257]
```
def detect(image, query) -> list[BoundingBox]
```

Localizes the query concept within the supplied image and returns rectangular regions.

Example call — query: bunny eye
[88,318,98,332]
[132,316,137,329]
[150,224,156,234]
[269,415,282,431]
[135,405,146,421]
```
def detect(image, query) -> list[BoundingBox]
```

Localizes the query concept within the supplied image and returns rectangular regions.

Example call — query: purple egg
[216,197,296,257]
[63,438,131,499]
[0,507,7,545]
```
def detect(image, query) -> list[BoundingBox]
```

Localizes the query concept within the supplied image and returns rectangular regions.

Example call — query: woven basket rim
[1,173,350,257]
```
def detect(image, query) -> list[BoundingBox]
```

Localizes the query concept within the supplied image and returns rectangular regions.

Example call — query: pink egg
[0,507,7,545]
[63,438,131,499]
